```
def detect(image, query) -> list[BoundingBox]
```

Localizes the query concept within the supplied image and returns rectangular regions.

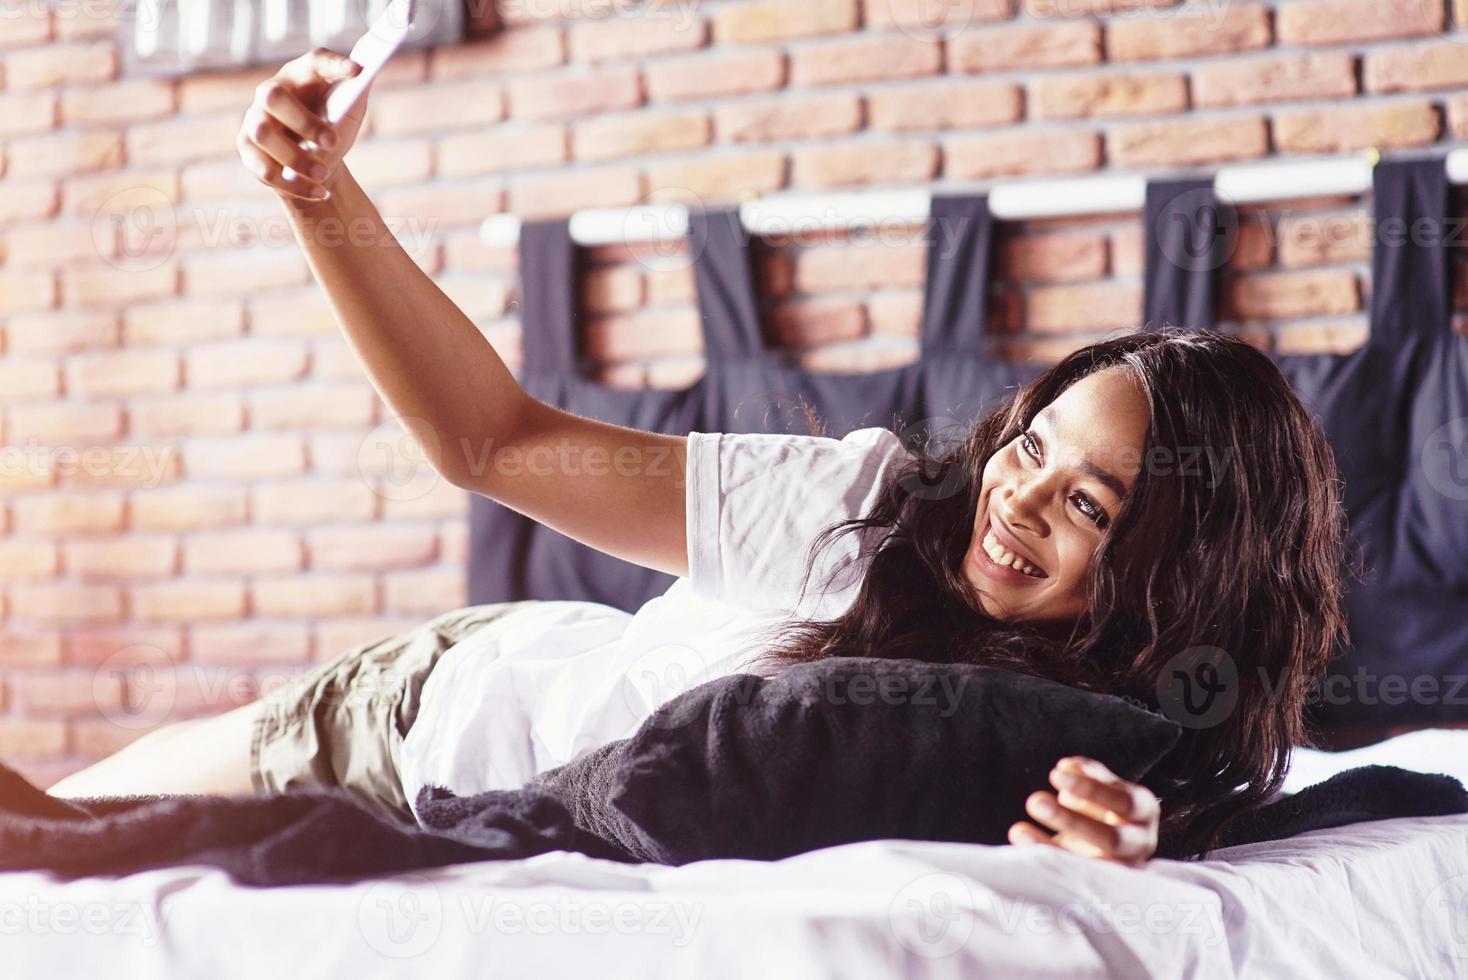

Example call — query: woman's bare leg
[48,699,264,799]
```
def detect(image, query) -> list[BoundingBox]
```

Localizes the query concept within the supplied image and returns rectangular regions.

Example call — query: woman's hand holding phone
[237,48,368,203]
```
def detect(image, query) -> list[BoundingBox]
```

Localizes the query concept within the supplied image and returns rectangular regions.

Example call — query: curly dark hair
[751,327,1358,858]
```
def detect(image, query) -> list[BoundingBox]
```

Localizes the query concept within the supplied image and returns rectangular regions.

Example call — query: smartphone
[323,0,417,125]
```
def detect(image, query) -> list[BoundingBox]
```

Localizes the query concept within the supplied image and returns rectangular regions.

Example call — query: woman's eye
[1072,492,1110,530]
[1020,431,1041,462]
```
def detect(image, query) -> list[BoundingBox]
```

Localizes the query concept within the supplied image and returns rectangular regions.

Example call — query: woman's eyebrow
[1039,406,1129,500]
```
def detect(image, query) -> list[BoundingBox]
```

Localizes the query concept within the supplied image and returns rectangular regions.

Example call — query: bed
[7,731,1466,978]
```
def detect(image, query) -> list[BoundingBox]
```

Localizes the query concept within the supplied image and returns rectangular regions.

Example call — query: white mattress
[6,732,1467,979]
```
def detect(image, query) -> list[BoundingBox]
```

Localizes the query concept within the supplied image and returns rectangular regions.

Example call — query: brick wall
[3,0,1468,786]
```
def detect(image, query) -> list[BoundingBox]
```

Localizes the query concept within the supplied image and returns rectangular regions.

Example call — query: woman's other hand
[1008,756,1161,866]
[237,48,366,203]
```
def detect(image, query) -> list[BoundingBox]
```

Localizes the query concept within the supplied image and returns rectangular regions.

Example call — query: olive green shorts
[250,601,539,824]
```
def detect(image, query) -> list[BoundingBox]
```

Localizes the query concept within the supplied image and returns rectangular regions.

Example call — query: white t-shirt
[397,426,912,822]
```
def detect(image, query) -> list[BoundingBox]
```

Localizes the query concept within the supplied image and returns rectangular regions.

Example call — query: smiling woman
[753,330,1352,860]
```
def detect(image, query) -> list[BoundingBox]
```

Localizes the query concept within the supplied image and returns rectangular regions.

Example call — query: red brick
[180,248,310,298]
[1449,94,1468,140]
[646,264,698,305]
[3,310,117,355]
[510,67,642,120]
[795,242,927,293]
[53,3,118,39]
[128,392,244,437]
[0,358,60,401]
[6,402,122,442]
[184,529,303,575]
[63,536,177,578]
[1278,213,1373,269]
[183,434,306,480]
[246,290,337,338]
[1032,72,1187,120]
[868,292,924,338]
[772,298,866,347]
[945,129,1101,180]
[646,151,787,204]
[69,721,147,760]
[186,340,309,388]
[645,357,705,388]
[868,80,1022,132]
[377,180,505,228]
[0,5,52,47]
[866,0,1014,31]
[583,265,645,315]
[948,21,1100,74]
[1021,0,1172,12]
[569,13,707,63]
[0,720,67,759]
[0,180,61,223]
[998,232,1110,283]
[123,297,245,345]
[1107,5,1271,61]
[1273,319,1370,355]
[253,574,376,617]
[441,229,517,274]
[12,493,125,534]
[798,341,916,374]
[0,540,58,580]
[65,627,183,667]
[65,349,180,397]
[509,167,642,219]
[378,478,469,519]
[130,486,247,530]
[0,633,64,668]
[585,309,702,361]
[190,624,312,664]
[1224,270,1361,321]
[248,384,378,429]
[62,169,178,216]
[176,67,274,114]
[2,41,116,89]
[792,139,939,189]
[0,270,58,312]
[436,274,512,320]
[1108,116,1269,167]
[313,618,423,661]
[6,131,122,179]
[573,110,710,163]
[131,581,246,622]
[61,79,175,126]
[0,90,57,138]
[430,26,566,79]
[9,584,124,625]
[1274,102,1440,154]
[307,524,438,570]
[1194,53,1357,108]
[343,139,435,191]
[252,480,379,524]
[60,445,181,490]
[382,567,466,613]
[645,48,785,102]
[4,221,110,268]
[790,34,940,86]
[714,92,862,144]
[178,159,266,203]
[437,122,567,179]
[61,262,178,307]
[1278,0,1443,45]
[713,0,857,44]
[1028,281,1143,333]
[1367,42,1468,93]
[369,80,504,137]
[126,113,241,166]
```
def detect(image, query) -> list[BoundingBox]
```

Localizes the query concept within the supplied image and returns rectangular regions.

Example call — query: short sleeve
[685,426,912,618]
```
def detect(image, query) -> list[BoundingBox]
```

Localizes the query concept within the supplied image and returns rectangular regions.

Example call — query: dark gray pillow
[540,657,1182,865]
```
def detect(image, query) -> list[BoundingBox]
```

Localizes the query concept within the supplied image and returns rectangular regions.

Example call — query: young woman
[50,51,1352,865]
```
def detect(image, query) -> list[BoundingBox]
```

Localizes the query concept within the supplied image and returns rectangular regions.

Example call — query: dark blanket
[1,664,1463,885]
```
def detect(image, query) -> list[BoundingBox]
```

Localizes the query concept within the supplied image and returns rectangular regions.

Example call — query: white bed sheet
[6,734,1467,979]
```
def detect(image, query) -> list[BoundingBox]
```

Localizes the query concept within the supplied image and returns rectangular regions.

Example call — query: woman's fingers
[236,134,328,202]
[1023,790,1153,863]
[254,77,340,149]
[1050,758,1156,825]
[241,108,331,183]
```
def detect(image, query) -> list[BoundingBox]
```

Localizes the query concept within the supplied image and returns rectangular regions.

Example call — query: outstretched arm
[238,49,688,577]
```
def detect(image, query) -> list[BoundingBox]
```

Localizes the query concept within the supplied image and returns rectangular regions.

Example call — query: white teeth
[983,530,1044,579]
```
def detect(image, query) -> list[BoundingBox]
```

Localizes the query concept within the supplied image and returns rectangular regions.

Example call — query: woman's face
[964,368,1150,625]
